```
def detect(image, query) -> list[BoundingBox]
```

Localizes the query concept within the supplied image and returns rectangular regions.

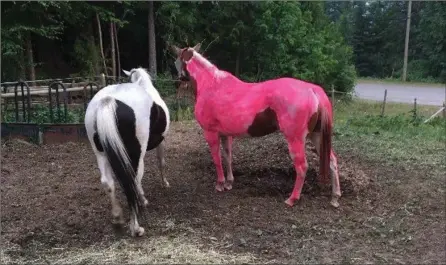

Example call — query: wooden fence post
[381,89,387,117]
[100,73,106,88]
[413,98,417,118]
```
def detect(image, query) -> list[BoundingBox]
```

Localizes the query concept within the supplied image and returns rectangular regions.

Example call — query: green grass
[333,99,446,170]
[334,98,441,118]
[357,77,445,88]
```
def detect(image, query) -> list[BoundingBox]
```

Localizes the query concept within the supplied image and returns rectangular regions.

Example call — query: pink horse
[170,43,341,208]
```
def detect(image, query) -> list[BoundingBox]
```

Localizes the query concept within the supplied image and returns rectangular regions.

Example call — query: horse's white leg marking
[97,154,124,224]
[156,141,170,188]
[203,130,226,192]
[329,151,341,208]
[130,211,145,237]
[309,132,342,208]
[136,155,149,207]
[220,136,234,190]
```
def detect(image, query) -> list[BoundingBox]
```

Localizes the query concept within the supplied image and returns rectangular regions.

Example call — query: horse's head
[168,43,202,98]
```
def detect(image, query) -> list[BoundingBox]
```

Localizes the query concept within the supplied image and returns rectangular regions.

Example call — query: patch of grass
[357,77,445,88]
[165,97,195,121]
[334,98,441,118]
[2,104,85,124]
[1,233,261,265]
[333,99,446,169]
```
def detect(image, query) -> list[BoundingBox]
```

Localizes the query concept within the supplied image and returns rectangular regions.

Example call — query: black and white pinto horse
[85,67,170,237]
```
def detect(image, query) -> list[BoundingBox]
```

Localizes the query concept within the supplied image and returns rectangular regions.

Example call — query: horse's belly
[218,118,252,136]
[197,110,257,136]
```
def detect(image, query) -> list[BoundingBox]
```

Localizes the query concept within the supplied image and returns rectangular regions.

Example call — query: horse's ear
[123,69,131,76]
[168,44,181,56]
[193,43,202,52]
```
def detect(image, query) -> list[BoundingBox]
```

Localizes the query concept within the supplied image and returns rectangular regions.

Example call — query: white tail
[96,96,134,177]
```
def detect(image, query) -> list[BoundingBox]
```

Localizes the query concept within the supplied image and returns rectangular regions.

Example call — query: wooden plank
[0,86,100,98]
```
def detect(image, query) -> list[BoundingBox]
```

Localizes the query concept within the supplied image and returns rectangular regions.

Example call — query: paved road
[354,81,446,106]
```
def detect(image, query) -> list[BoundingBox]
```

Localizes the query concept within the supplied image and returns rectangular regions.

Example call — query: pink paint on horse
[171,43,341,208]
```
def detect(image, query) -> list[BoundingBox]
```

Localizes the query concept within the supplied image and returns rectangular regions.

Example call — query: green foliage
[152,72,178,97]
[413,2,446,81]
[72,36,101,78]
[2,104,85,125]
[2,0,444,86]
[2,1,357,93]
[156,1,357,93]
[165,97,195,122]
[328,1,446,82]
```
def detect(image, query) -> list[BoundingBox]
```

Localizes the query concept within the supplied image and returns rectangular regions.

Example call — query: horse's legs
[309,132,342,208]
[203,130,226,192]
[284,135,308,207]
[156,141,170,188]
[220,135,234,190]
[97,154,124,224]
[135,157,149,207]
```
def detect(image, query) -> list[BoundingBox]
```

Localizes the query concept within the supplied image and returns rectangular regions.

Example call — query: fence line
[0,75,181,86]
[2,75,444,125]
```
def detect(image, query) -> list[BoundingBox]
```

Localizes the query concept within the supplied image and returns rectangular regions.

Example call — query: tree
[148,1,157,76]
[1,1,70,81]
[1,0,358,94]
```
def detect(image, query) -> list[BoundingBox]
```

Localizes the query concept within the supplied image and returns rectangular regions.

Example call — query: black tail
[96,97,143,216]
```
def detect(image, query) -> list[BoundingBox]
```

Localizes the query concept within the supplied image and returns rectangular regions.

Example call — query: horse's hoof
[163,180,171,188]
[215,182,225,192]
[330,197,340,208]
[140,197,149,207]
[131,227,145,237]
[224,181,233,191]
[284,198,295,207]
[112,215,125,225]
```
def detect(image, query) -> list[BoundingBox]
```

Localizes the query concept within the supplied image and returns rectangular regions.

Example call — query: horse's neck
[187,57,242,95]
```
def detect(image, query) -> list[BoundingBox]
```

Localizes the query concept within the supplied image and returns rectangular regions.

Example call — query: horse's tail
[313,87,334,183]
[96,96,143,216]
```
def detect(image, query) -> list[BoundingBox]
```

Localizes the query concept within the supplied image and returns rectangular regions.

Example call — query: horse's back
[85,83,153,138]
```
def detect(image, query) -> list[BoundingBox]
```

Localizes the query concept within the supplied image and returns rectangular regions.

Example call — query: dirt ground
[1,120,444,264]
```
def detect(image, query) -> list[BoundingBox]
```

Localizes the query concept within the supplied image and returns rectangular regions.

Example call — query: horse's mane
[129,67,153,83]
[188,51,233,83]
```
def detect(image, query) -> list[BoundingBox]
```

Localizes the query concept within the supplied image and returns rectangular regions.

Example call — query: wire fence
[0,75,190,124]
[1,76,445,125]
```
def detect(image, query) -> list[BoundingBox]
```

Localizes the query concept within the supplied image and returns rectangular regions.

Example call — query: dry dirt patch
[1,120,443,264]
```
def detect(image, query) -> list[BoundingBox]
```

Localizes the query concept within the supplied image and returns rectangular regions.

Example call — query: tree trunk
[256,62,262,81]
[148,1,157,76]
[235,46,240,77]
[25,33,36,86]
[96,13,108,76]
[113,23,121,80]
[110,22,116,81]
[89,20,100,76]
[402,0,412,82]
[18,41,26,80]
